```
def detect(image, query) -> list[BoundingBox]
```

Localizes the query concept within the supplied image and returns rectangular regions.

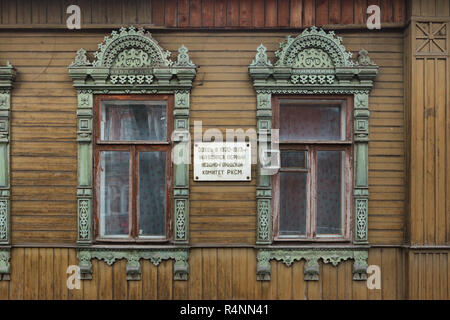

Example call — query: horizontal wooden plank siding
[0,30,405,245]
[0,247,410,300]
[0,0,407,28]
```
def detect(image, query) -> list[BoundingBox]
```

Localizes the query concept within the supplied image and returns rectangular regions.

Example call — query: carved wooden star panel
[416,22,447,54]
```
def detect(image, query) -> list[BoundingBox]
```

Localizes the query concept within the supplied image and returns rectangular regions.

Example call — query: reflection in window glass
[280,102,344,141]
[99,151,130,237]
[316,151,345,236]
[139,152,166,237]
[279,172,307,237]
[280,151,307,168]
[101,101,166,141]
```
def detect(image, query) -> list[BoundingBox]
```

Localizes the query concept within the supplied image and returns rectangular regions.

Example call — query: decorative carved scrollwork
[249,27,377,281]
[175,199,187,241]
[357,49,375,66]
[0,201,7,241]
[69,26,196,87]
[78,200,90,240]
[356,199,369,242]
[250,44,273,67]
[274,27,354,68]
[69,27,196,281]
[70,48,91,67]
[0,62,14,281]
[0,249,10,280]
[294,48,334,68]
[176,45,195,67]
[77,249,189,281]
[256,248,369,281]
[257,200,271,243]
[92,26,173,68]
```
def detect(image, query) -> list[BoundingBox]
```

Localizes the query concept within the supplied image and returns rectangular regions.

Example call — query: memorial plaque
[194,142,251,181]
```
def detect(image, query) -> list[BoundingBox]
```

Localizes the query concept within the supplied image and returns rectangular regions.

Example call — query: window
[70,27,195,280]
[249,28,377,281]
[94,95,173,242]
[273,96,353,242]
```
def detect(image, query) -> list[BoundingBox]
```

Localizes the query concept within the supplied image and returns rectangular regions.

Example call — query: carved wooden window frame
[248,27,378,281]
[0,61,14,281]
[93,94,174,243]
[68,27,196,281]
[272,95,354,243]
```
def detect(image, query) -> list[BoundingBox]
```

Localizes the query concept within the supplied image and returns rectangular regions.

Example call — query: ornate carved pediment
[249,27,378,87]
[69,28,195,281]
[93,26,173,68]
[69,26,196,88]
[274,27,354,68]
[249,28,378,282]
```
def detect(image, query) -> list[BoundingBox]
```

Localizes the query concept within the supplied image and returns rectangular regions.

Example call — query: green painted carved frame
[0,61,14,281]
[68,27,195,281]
[249,27,378,281]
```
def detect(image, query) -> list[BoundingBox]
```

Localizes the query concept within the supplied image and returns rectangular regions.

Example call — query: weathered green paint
[249,27,377,279]
[0,144,7,187]
[77,143,92,187]
[257,248,369,281]
[77,248,189,281]
[0,248,10,280]
[173,90,190,192]
[0,198,9,245]
[76,193,91,244]
[68,27,196,280]
[0,62,14,281]
[355,143,369,187]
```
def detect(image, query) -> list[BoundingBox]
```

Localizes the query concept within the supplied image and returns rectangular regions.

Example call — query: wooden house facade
[0,0,448,300]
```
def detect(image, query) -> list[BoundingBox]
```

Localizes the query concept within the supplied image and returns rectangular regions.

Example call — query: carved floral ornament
[249,27,378,281]
[69,27,195,281]
[69,26,196,88]
[250,26,377,87]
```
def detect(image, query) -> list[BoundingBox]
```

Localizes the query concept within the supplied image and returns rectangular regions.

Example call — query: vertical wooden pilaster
[0,63,14,281]
[256,92,273,245]
[405,0,450,299]
[76,90,93,246]
[354,92,370,244]
[406,1,450,246]
[173,90,190,245]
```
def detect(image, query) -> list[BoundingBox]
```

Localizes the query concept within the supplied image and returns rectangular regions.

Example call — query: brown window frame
[93,94,174,244]
[272,95,354,243]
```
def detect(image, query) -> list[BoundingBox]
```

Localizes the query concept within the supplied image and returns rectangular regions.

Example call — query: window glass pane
[139,151,166,237]
[99,151,130,237]
[279,172,307,236]
[281,151,307,168]
[101,101,166,141]
[316,150,344,236]
[280,102,344,141]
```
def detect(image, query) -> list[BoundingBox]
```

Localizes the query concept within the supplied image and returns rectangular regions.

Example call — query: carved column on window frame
[77,89,93,246]
[69,27,196,281]
[354,92,370,244]
[256,91,273,245]
[173,89,190,245]
[252,45,275,245]
[249,27,378,281]
[0,62,15,281]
